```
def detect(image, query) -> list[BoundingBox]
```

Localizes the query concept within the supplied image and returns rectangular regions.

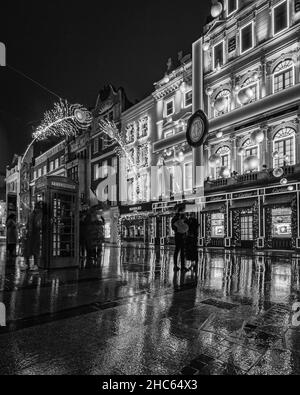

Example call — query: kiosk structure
[35,176,79,269]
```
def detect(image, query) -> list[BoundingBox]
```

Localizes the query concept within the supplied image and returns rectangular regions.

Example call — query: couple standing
[171,205,198,271]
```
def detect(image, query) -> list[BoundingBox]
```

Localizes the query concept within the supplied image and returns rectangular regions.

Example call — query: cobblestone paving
[0,243,300,375]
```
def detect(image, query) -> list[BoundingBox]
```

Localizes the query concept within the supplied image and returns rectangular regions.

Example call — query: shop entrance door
[240,213,254,249]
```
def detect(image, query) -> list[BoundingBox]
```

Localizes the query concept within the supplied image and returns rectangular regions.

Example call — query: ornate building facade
[119,95,155,243]
[192,0,300,250]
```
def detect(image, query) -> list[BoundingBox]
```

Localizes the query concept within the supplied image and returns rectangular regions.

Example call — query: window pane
[228,0,237,14]
[185,91,193,107]
[272,207,291,238]
[214,43,224,68]
[274,2,288,34]
[241,24,253,53]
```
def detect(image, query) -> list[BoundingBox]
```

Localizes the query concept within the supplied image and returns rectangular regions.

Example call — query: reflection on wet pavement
[0,242,300,375]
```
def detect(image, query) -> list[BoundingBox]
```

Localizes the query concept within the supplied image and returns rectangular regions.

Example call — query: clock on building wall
[186,110,209,148]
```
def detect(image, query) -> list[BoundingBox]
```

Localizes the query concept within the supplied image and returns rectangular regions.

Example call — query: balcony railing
[204,165,300,193]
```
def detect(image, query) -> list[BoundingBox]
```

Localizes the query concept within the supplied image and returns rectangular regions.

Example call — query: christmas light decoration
[33,100,92,140]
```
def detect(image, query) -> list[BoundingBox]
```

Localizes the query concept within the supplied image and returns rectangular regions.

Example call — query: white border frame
[272,61,295,94]
[226,0,239,17]
[239,21,254,55]
[212,40,226,71]
[272,0,290,37]
[184,90,193,108]
[164,97,175,118]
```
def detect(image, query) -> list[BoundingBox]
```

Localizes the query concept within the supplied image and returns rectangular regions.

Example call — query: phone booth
[35,176,79,269]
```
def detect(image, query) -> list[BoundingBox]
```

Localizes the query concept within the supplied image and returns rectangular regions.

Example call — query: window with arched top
[242,139,259,173]
[213,90,231,118]
[216,146,231,178]
[241,77,259,102]
[273,127,296,168]
[273,59,295,93]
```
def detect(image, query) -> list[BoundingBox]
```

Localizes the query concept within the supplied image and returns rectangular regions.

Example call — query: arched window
[213,90,231,118]
[241,77,259,102]
[273,128,296,168]
[216,146,231,178]
[242,139,259,173]
[273,59,295,93]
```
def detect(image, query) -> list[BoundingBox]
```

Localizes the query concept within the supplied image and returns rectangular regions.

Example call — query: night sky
[0,0,210,173]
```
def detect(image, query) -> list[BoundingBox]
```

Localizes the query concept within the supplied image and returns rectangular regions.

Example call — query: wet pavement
[0,242,300,375]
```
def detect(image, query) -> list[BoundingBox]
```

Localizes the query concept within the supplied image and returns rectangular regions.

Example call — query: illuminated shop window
[104,222,111,239]
[213,41,225,70]
[241,213,253,240]
[227,0,238,16]
[240,22,254,54]
[272,0,289,36]
[184,90,193,107]
[273,128,296,168]
[271,207,292,238]
[243,139,259,173]
[211,213,225,238]
[273,60,295,93]
[216,146,231,179]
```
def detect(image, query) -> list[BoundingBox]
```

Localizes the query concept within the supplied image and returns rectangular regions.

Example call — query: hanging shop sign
[186,110,209,148]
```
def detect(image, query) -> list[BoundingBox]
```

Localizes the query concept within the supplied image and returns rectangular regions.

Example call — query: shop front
[202,199,227,248]
[231,197,259,249]
[120,202,154,244]
[264,192,297,250]
[152,199,201,246]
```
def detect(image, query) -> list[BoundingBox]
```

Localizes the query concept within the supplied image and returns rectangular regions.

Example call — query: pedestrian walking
[171,204,189,271]
[185,213,199,270]
[6,214,18,260]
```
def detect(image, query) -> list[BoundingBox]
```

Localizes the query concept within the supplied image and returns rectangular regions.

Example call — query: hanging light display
[180,81,187,93]
[203,42,210,52]
[280,178,288,185]
[216,131,223,139]
[219,166,231,178]
[288,186,294,191]
[33,100,92,140]
[177,151,185,163]
[214,96,227,112]
[211,1,223,18]
[273,167,284,178]
[243,155,259,171]
[209,154,222,168]
[250,130,265,145]
[237,147,245,156]
[238,87,254,105]
[206,87,214,97]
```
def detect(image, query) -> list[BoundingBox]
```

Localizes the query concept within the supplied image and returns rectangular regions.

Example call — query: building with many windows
[91,85,132,243]
[192,0,300,250]
[119,94,155,243]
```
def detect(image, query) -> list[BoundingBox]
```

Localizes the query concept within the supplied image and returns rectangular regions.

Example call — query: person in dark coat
[6,214,18,259]
[185,213,199,269]
[85,210,103,264]
[171,205,189,271]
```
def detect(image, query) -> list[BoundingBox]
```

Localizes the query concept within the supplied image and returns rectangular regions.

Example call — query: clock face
[186,110,209,148]
[190,118,204,143]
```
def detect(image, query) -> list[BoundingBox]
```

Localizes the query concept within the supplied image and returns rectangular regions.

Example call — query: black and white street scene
[1,0,300,377]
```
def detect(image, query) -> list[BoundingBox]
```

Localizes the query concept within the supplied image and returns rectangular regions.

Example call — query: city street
[1,243,300,375]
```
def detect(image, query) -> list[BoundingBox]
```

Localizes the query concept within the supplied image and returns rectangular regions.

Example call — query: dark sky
[0,0,210,173]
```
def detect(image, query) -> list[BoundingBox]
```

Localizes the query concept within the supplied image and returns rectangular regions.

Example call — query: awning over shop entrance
[230,198,257,210]
[264,194,295,206]
[202,202,226,213]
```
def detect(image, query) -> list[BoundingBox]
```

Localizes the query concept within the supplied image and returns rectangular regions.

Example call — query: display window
[271,207,292,238]
[211,213,225,237]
